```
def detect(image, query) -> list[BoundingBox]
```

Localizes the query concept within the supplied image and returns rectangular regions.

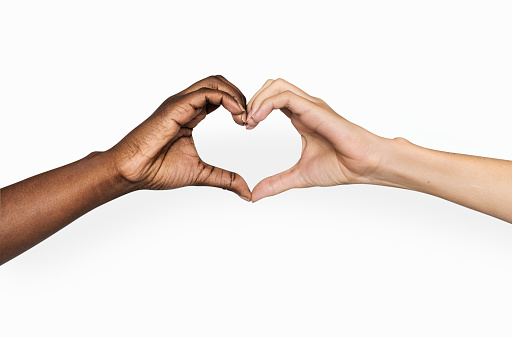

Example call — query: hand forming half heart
[107,76,384,203]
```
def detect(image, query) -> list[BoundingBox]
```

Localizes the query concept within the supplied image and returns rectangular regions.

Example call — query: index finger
[178,87,244,124]
[180,75,247,125]
[250,90,341,141]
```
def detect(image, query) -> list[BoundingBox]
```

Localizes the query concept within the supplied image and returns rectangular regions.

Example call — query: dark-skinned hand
[0,75,251,265]
[107,75,252,200]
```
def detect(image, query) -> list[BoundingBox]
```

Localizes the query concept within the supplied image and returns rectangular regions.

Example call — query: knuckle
[274,78,290,89]
[283,90,294,97]
[282,91,294,108]
[163,104,187,126]
[205,75,220,88]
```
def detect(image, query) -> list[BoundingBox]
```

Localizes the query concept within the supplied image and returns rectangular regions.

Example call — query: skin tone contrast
[1,75,512,265]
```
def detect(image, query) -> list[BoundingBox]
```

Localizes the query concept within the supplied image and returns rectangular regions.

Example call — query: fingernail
[239,195,251,202]
[237,103,247,125]
[250,109,259,123]
[237,102,246,113]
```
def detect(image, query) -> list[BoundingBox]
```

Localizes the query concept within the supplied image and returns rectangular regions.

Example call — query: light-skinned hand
[246,78,385,202]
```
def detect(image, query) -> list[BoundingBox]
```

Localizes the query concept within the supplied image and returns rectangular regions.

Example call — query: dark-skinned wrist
[89,150,141,197]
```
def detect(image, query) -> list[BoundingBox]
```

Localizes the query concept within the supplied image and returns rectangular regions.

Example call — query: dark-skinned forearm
[0,151,134,265]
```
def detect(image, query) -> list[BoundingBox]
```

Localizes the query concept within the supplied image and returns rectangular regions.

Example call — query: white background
[1,0,512,336]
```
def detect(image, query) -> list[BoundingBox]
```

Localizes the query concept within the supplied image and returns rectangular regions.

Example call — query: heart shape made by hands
[193,109,301,193]
[184,76,373,203]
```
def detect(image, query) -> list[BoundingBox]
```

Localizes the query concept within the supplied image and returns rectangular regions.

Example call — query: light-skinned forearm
[372,137,512,223]
[0,151,133,265]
